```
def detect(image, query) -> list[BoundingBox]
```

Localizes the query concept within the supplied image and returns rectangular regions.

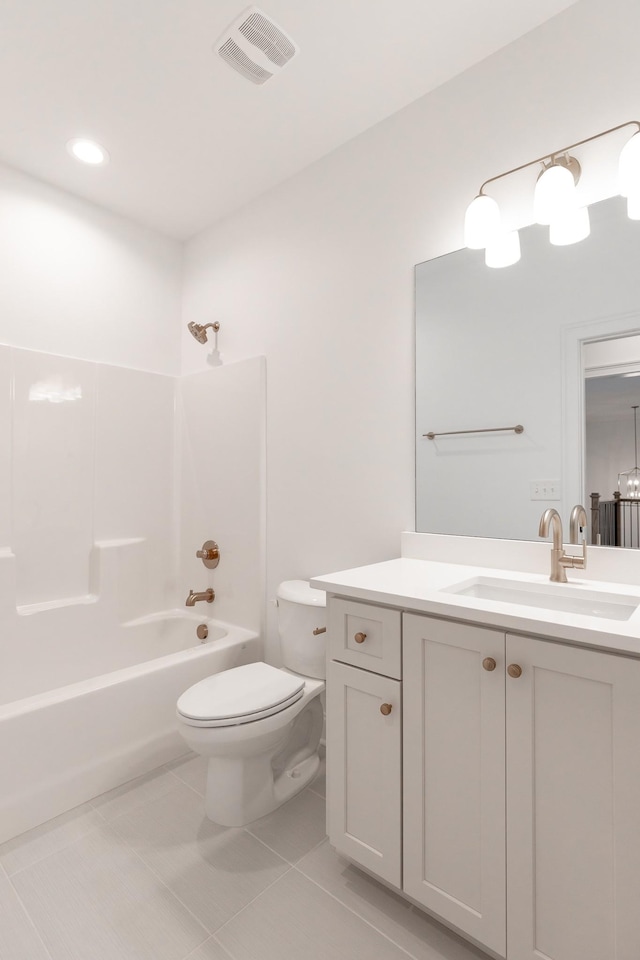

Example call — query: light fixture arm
[477,119,640,196]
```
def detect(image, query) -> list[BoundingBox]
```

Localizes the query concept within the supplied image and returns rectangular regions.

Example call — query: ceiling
[0,0,578,239]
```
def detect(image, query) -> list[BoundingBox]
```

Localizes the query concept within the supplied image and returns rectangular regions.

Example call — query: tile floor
[0,751,488,960]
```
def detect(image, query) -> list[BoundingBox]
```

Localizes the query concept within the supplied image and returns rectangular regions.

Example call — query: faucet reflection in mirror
[464,120,640,268]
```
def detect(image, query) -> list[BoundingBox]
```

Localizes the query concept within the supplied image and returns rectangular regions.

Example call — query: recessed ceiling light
[66,138,109,165]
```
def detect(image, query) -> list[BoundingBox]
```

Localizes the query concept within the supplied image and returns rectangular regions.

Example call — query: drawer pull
[483,657,497,672]
[380,703,393,716]
[354,632,367,644]
[312,626,326,636]
[507,663,523,679]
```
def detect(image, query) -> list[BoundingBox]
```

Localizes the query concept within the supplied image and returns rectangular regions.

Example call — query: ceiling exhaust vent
[215,6,298,85]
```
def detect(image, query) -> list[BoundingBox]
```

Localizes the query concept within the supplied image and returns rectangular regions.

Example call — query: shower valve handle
[196,541,220,569]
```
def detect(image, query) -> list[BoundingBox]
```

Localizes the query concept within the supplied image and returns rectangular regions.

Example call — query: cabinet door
[506,634,640,960]
[326,660,402,887]
[403,614,506,957]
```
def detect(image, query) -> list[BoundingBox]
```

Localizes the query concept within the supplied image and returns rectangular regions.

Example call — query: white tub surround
[178,357,266,637]
[313,535,640,960]
[0,617,260,845]
[0,539,176,705]
[0,344,267,847]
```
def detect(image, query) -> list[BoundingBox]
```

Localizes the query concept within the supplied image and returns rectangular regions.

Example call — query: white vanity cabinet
[326,597,402,887]
[403,614,507,957]
[327,596,640,960]
[505,632,640,960]
[326,660,402,886]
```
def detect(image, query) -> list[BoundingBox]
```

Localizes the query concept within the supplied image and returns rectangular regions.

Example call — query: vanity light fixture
[464,120,640,267]
[66,138,110,165]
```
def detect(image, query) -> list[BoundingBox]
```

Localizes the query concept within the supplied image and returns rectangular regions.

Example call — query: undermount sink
[443,576,640,621]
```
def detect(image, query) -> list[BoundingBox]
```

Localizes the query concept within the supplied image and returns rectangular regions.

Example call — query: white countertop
[310,557,640,658]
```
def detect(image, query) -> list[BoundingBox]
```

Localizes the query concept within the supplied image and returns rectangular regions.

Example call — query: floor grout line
[2,812,108,879]
[181,932,237,960]
[165,765,208,800]
[5,871,56,960]
[213,864,296,939]
[6,804,210,954]
[291,862,425,960]
[107,825,212,943]
[242,827,298,866]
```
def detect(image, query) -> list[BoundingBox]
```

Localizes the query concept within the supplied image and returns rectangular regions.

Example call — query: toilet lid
[176,662,305,725]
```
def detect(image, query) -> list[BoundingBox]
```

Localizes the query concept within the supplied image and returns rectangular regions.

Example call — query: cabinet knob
[354,632,367,644]
[507,663,523,679]
[380,703,392,716]
[482,657,497,672]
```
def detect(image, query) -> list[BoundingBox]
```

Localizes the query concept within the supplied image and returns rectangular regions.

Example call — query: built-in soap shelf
[17,594,99,616]
[0,537,152,622]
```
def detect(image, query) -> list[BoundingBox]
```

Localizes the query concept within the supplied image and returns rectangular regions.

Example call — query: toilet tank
[277,580,327,679]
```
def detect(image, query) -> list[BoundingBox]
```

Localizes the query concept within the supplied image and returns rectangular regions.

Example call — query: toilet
[176,580,326,826]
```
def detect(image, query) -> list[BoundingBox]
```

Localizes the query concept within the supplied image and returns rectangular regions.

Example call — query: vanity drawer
[328,598,401,678]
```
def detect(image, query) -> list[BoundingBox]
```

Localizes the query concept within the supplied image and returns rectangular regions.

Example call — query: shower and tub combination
[0,337,265,845]
[0,541,260,845]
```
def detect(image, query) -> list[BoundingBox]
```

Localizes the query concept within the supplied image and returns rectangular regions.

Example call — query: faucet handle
[563,543,587,570]
[196,540,220,569]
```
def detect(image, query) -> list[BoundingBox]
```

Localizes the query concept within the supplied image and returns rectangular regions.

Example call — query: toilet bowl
[176,580,326,826]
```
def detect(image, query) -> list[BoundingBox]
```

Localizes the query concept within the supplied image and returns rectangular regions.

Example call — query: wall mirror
[415,195,640,543]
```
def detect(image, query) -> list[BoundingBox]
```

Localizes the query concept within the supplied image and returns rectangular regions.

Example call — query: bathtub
[0,610,261,844]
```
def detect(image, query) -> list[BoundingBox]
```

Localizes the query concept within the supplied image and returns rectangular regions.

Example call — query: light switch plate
[530,480,561,500]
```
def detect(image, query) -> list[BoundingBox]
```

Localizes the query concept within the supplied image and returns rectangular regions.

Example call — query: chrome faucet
[538,508,586,583]
[185,587,215,607]
[569,503,588,545]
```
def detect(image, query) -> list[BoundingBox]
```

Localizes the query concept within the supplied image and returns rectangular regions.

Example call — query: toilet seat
[177,662,305,728]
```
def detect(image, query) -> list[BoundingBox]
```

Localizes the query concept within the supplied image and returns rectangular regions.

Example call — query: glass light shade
[533,163,577,225]
[619,467,640,498]
[549,206,590,245]
[618,131,640,198]
[484,230,521,268]
[626,187,640,220]
[464,195,501,249]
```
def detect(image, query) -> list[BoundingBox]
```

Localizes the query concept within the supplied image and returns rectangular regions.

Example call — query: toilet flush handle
[313,626,326,636]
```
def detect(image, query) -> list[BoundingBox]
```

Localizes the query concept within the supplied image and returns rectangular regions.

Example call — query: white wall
[181,0,640,659]
[586,417,631,502]
[0,161,183,375]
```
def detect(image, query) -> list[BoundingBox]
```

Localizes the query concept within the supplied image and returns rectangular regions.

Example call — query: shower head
[187,321,220,344]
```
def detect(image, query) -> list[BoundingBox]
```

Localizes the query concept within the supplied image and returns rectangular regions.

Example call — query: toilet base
[202,693,324,826]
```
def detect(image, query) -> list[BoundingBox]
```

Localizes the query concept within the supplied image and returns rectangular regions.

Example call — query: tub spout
[185,588,215,606]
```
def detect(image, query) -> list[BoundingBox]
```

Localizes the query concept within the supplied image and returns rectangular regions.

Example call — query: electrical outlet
[530,480,561,501]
